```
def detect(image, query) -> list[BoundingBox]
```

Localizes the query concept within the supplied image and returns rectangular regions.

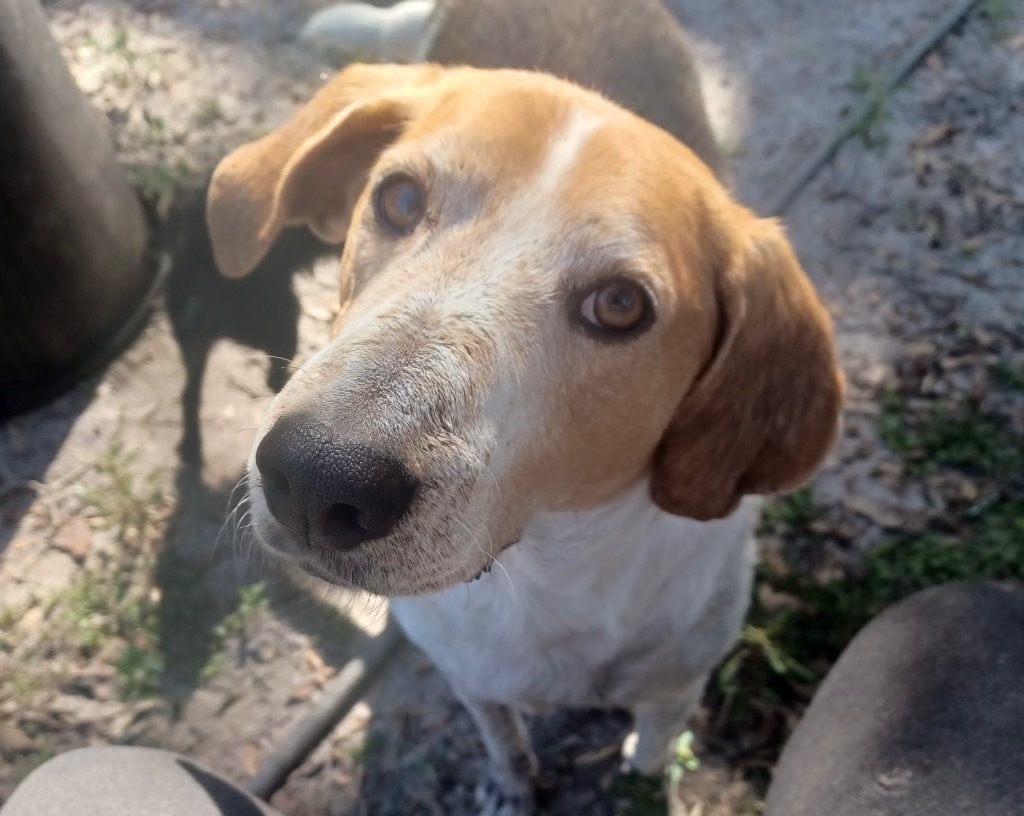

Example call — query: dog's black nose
[255,414,418,551]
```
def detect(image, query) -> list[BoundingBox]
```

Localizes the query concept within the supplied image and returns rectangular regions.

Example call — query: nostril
[262,466,291,497]
[323,503,366,550]
[320,473,416,551]
[323,499,400,539]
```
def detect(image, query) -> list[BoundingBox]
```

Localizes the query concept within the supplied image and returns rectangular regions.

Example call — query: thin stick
[246,624,407,801]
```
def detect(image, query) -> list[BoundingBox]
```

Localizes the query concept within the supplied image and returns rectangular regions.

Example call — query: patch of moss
[994,361,1024,393]
[879,394,1023,478]
[980,0,1017,41]
[759,487,818,534]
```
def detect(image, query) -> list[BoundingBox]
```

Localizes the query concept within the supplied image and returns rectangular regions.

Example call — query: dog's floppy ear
[651,215,844,521]
[207,63,442,279]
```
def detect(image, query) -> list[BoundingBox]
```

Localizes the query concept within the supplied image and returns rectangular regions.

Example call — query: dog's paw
[474,776,535,816]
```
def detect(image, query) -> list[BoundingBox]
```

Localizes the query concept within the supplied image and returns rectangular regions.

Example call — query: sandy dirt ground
[1,0,1022,814]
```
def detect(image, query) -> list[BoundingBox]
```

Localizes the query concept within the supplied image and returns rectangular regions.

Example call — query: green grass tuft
[879,395,1023,478]
[759,487,817,533]
[994,362,1024,393]
[980,0,1016,40]
[846,66,890,150]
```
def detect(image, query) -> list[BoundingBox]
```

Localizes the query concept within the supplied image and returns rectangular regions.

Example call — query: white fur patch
[391,488,760,710]
[536,108,604,194]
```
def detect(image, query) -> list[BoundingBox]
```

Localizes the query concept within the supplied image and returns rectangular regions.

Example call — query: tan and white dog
[206,0,843,811]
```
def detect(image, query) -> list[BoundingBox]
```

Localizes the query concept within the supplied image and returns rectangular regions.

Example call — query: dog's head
[208,64,843,596]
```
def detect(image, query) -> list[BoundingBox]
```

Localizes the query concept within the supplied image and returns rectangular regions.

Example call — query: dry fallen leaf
[573,742,621,766]
[914,122,955,148]
[304,647,325,672]
[242,742,262,777]
[842,494,906,529]
[0,724,39,757]
[54,517,92,562]
[288,679,321,704]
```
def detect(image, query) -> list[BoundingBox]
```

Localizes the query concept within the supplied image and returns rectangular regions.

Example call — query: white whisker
[453,517,516,597]
[481,462,503,507]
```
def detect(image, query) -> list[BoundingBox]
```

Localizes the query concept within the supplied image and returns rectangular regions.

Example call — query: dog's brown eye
[375,174,425,233]
[579,279,651,335]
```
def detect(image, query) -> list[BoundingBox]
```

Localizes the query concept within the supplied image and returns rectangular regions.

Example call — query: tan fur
[652,216,845,520]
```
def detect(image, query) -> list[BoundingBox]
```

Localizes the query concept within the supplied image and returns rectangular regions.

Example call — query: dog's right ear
[207,63,442,279]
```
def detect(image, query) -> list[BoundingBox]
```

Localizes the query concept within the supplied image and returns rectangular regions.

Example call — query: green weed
[760,487,817,533]
[878,394,1023,478]
[846,66,890,149]
[0,606,19,652]
[7,669,43,704]
[111,22,132,58]
[609,769,668,816]
[667,731,701,785]
[126,159,196,209]
[980,0,1016,40]
[994,362,1024,393]
[201,581,270,680]
[61,571,122,654]
[55,442,168,695]
[77,439,165,544]
[212,581,269,642]
[192,97,225,128]
[114,644,166,699]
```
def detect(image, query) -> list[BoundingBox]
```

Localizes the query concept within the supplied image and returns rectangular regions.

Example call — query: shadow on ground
[1,386,97,559]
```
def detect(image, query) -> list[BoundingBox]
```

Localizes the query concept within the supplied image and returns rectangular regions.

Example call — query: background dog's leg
[456,695,537,814]
[178,339,211,469]
[625,676,707,777]
[264,294,299,394]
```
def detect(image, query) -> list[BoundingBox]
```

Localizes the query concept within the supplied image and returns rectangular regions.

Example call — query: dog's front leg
[457,693,539,815]
[624,675,707,777]
[177,338,211,468]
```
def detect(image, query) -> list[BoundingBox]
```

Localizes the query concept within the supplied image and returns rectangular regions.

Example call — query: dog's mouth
[465,537,521,583]
[466,563,493,583]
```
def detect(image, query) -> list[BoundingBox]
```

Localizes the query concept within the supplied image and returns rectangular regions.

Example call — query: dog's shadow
[148,466,376,709]
[0,386,97,561]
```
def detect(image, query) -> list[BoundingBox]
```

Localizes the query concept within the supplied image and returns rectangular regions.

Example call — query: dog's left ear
[206,63,442,279]
[651,215,844,521]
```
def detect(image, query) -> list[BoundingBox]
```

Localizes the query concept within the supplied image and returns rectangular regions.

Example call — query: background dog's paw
[474,776,536,816]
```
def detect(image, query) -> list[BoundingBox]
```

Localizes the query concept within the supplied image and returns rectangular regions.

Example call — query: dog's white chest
[390,488,758,710]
